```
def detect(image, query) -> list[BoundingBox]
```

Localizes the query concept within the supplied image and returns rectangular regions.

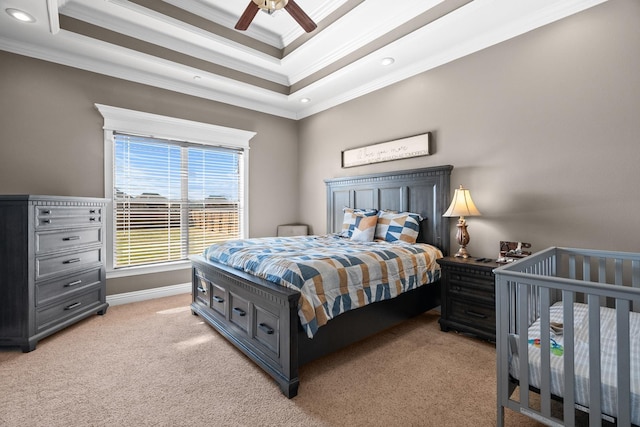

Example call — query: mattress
[204,234,442,338]
[509,302,640,425]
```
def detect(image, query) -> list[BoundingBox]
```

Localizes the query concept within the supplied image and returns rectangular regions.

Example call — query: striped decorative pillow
[375,211,423,243]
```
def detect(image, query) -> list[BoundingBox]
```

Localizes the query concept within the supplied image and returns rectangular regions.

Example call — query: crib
[495,247,640,427]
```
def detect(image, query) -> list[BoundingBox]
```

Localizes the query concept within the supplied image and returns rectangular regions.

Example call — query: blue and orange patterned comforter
[204,235,442,338]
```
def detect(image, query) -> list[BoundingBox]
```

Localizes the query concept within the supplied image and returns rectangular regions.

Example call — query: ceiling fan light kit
[235,0,317,33]
[256,0,288,11]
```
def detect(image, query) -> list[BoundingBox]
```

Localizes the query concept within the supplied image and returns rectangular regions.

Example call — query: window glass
[113,134,243,269]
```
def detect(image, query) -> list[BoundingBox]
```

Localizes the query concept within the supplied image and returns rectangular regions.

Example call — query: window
[113,134,244,268]
[96,104,254,277]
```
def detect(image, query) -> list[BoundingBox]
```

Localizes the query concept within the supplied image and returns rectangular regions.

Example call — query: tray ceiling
[0,0,607,119]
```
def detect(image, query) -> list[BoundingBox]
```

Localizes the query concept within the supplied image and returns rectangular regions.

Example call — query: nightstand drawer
[447,271,494,289]
[447,276,494,301]
[448,297,496,333]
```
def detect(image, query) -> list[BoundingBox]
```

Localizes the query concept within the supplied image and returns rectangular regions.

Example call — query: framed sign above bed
[342,132,431,168]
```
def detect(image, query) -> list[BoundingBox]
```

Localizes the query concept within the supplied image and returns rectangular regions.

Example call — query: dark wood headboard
[324,165,453,255]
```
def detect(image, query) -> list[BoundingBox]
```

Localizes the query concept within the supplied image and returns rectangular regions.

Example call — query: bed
[494,247,640,426]
[190,165,452,398]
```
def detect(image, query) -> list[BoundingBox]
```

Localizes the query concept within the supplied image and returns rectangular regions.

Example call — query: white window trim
[96,104,255,279]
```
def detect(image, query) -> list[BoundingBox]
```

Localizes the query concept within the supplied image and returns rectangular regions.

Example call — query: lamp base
[453,246,471,259]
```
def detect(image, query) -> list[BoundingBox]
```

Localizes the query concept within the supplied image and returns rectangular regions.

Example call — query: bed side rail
[495,247,640,427]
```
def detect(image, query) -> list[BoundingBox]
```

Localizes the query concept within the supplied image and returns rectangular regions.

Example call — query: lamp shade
[443,185,482,218]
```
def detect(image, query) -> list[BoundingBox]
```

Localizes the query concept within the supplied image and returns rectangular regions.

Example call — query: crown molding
[1,0,609,120]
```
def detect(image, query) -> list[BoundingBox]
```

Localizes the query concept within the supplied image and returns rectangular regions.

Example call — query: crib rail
[495,247,640,427]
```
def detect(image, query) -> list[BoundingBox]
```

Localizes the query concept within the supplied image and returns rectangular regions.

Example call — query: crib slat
[614,259,623,286]
[518,282,531,409]
[598,257,607,307]
[539,287,552,417]
[496,276,510,427]
[583,255,591,282]
[616,300,631,426]
[562,291,576,426]
[587,294,602,427]
[633,260,640,313]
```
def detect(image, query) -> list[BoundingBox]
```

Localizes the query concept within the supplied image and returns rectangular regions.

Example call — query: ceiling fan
[235,0,318,33]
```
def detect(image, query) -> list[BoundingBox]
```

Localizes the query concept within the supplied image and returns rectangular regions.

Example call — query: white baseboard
[106,282,191,306]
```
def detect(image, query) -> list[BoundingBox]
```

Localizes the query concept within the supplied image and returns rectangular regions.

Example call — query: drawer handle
[63,258,81,264]
[42,219,52,224]
[196,286,207,294]
[63,236,81,241]
[65,280,82,288]
[42,210,51,214]
[233,307,246,317]
[89,209,97,214]
[213,296,224,303]
[464,310,487,319]
[89,217,97,222]
[258,323,274,335]
[65,302,82,310]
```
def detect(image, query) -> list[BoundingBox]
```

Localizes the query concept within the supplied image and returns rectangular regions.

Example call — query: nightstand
[436,256,498,342]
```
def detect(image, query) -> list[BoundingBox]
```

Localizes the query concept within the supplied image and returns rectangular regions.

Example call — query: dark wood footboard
[191,255,302,397]
[191,254,441,397]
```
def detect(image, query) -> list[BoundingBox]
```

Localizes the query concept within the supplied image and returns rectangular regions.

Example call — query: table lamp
[443,185,482,258]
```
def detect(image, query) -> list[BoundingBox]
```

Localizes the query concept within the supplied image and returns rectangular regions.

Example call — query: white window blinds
[113,133,244,269]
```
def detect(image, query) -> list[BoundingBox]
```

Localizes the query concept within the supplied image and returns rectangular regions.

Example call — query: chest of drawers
[0,195,108,352]
[436,256,498,341]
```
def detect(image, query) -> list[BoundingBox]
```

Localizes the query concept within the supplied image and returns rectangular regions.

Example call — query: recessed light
[381,57,395,66]
[300,98,311,104]
[5,8,36,23]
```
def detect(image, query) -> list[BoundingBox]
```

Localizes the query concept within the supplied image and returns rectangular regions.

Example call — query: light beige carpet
[0,293,546,426]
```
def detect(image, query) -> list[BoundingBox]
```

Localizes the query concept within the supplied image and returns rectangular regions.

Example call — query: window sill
[107,260,191,279]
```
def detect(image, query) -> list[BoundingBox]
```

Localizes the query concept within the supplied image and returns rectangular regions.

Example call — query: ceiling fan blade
[284,0,317,33]
[235,1,260,31]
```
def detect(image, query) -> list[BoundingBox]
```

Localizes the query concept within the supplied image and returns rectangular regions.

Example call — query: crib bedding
[509,301,640,425]
[204,234,442,338]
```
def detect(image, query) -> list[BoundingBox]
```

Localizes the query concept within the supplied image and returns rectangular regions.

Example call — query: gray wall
[1,0,639,295]
[299,0,640,257]
[0,53,299,295]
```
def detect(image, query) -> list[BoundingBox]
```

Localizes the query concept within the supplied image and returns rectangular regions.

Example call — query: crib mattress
[509,302,640,425]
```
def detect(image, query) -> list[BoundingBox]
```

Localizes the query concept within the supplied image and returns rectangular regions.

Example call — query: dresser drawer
[229,291,250,332]
[251,304,280,360]
[36,206,102,229]
[448,297,496,333]
[35,247,103,280]
[36,268,103,306]
[36,227,102,254]
[36,287,103,332]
